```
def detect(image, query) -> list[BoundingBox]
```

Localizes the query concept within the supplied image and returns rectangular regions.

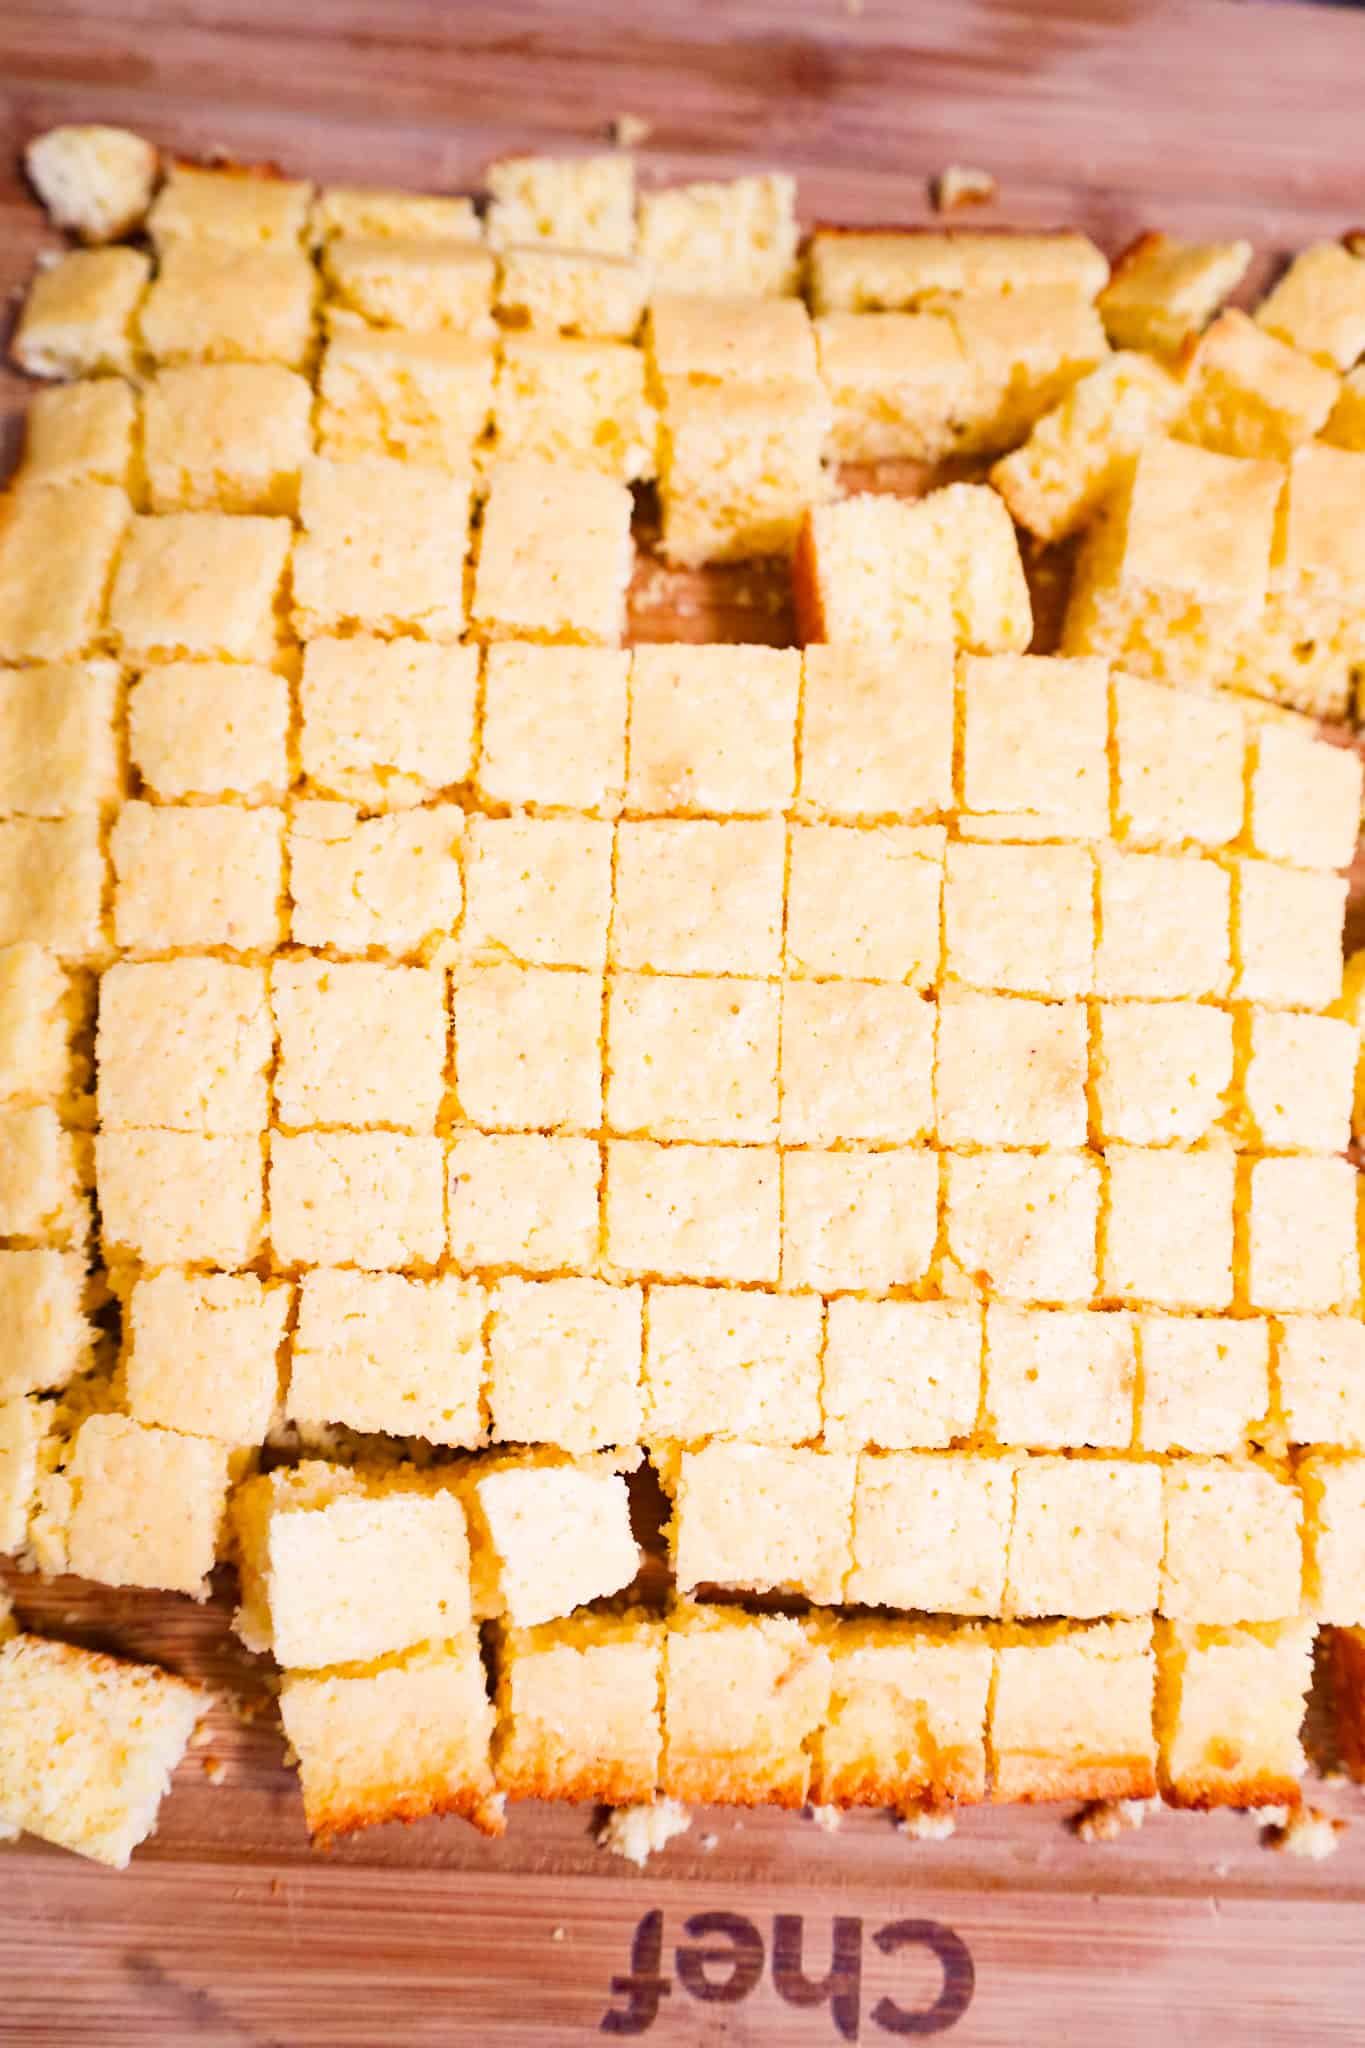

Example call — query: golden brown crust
[661,1758,809,1809]
[1105,230,1167,288]
[497,1757,656,1806]
[806,222,1092,245]
[790,513,826,645]
[814,1750,986,1809]
[993,1755,1157,1804]
[167,154,292,185]
[1161,1771,1302,1812]
[1327,1627,1365,1780]
[304,1781,506,1844]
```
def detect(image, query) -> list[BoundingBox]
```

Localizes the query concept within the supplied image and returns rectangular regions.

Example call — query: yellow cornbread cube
[488,1274,641,1452]
[1095,850,1231,999]
[1299,1455,1365,1622]
[822,1298,981,1452]
[478,646,628,816]
[1247,722,1362,874]
[814,1619,991,1810]
[1092,1001,1234,1146]
[604,1139,779,1285]
[289,1269,484,1447]
[292,456,472,642]
[0,482,128,665]
[1278,1314,1365,1448]
[0,1395,51,1551]
[0,660,119,820]
[1112,671,1247,852]
[96,1130,264,1267]
[63,1413,230,1597]
[985,1306,1135,1451]
[608,973,778,1143]
[0,944,73,1104]
[991,351,1183,544]
[663,1603,829,1808]
[1256,242,1365,370]
[642,1283,822,1446]
[268,1132,445,1271]
[19,379,137,491]
[672,1442,854,1604]
[0,818,104,960]
[847,1450,1017,1615]
[139,245,317,370]
[452,965,601,1133]
[462,814,612,969]
[0,1250,91,1398]
[311,187,482,245]
[806,227,1108,314]
[782,1148,939,1295]
[110,512,291,664]
[1231,859,1347,1009]
[142,363,312,516]
[655,377,831,567]
[945,842,1094,998]
[1176,309,1338,460]
[493,334,656,481]
[148,163,311,251]
[315,328,495,468]
[111,802,285,953]
[1245,1155,1358,1313]
[991,1619,1157,1804]
[647,294,818,390]
[638,174,798,296]
[1099,231,1252,355]
[272,958,447,1131]
[1102,1147,1235,1311]
[815,308,974,463]
[1239,1010,1355,1153]
[612,818,784,976]
[947,284,1108,453]
[960,653,1109,841]
[98,958,270,1134]
[0,1105,85,1245]
[124,1269,288,1446]
[1161,1460,1302,1623]
[1233,443,1365,720]
[943,1150,1100,1305]
[780,979,935,1146]
[786,824,943,984]
[25,123,157,246]
[1136,1314,1270,1455]
[486,152,635,257]
[287,802,463,957]
[471,458,632,646]
[495,1612,663,1806]
[11,247,150,379]
[447,1130,599,1275]
[934,991,1087,1148]
[1006,1456,1162,1619]
[1157,1616,1313,1809]
[129,661,289,804]
[1323,362,1365,448]
[469,1454,639,1627]
[799,643,953,823]
[321,237,495,335]
[495,245,648,339]
[627,644,798,816]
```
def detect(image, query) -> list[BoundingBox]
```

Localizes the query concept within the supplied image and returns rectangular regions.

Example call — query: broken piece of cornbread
[1099,231,1252,355]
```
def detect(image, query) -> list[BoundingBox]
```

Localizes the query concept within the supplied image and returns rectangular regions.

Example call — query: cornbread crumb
[787,824,943,984]
[992,1621,1156,1802]
[0,482,128,665]
[1262,1804,1345,1859]
[638,175,798,295]
[612,818,784,976]
[142,364,313,515]
[269,1131,445,1270]
[1136,1315,1269,1455]
[272,957,446,1131]
[110,512,291,664]
[470,1456,638,1627]
[943,1150,1100,1306]
[596,1798,691,1864]
[899,1807,958,1841]
[0,660,119,821]
[672,1442,854,1603]
[478,646,628,815]
[148,163,311,251]
[663,1604,830,1807]
[316,327,494,468]
[933,165,997,212]
[20,380,137,491]
[498,1612,663,1804]
[26,125,158,243]
[292,457,471,642]
[822,1298,980,1452]
[96,1129,264,1268]
[290,1270,484,1447]
[139,245,317,371]
[1100,231,1251,355]
[848,1452,1017,1615]
[125,1269,288,1445]
[472,458,632,646]
[494,334,656,481]
[63,1413,231,1597]
[643,1283,822,1446]
[1157,1617,1313,1808]
[1072,1795,1158,1842]
[447,1130,599,1274]
[12,248,150,378]
[453,964,601,1132]
[287,802,462,957]
[110,803,285,954]
[129,662,289,804]
[98,957,270,1134]
[605,1138,779,1285]
[486,154,635,258]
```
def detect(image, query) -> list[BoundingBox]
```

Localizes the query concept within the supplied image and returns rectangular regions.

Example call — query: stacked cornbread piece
[1,140,1364,1867]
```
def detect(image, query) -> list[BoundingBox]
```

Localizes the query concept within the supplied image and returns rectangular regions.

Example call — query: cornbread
[485,153,635,257]
[985,1306,1135,1450]
[493,334,656,480]
[447,1130,599,1274]
[1236,442,1365,719]
[272,957,445,1131]
[961,654,1109,839]
[477,646,628,815]
[463,813,613,968]
[1161,1460,1302,1622]
[1006,1456,1163,1618]
[786,823,943,983]
[129,661,290,804]
[468,1455,638,1626]
[806,227,1108,313]
[1092,1002,1234,1146]
[0,1250,91,1399]
[315,328,495,467]
[947,284,1108,453]
[292,456,471,642]
[1231,858,1348,1009]
[991,351,1183,543]
[847,1451,1018,1614]
[1095,850,1230,1000]
[1136,1315,1270,1456]
[96,1129,265,1268]
[608,972,779,1142]
[0,481,128,665]
[780,979,935,1145]
[310,188,482,245]
[1156,1617,1314,1807]
[815,308,975,462]
[148,163,312,251]
[0,660,119,819]
[472,458,632,645]
[643,1283,823,1446]
[646,294,818,390]
[62,1412,232,1596]
[11,247,150,379]
[1176,310,1339,460]
[822,1299,981,1451]
[627,644,799,815]
[289,1270,485,1446]
[453,966,602,1130]
[655,377,832,566]
[638,174,798,296]
[1300,1454,1365,1622]
[25,124,158,244]
[0,1395,52,1549]
[495,245,648,338]
[321,237,495,335]
[110,512,291,664]
[268,1131,445,1270]
[0,944,74,1104]
[662,1603,831,1807]
[494,1612,663,1804]
[943,1150,1100,1305]
[1245,1155,1359,1313]
[1101,1146,1235,1311]
[782,1147,939,1294]
[1256,241,1365,370]
[19,379,138,491]
[612,818,785,975]
[488,1274,640,1451]
[110,802,286,953]
[0,817,104,961]
[937,991,1086,1147]
[1246,723,1362,872]
[98,957,271,1133]
[814,1619,992,1808]
[991,1620,1157,1802]
[1111,672,1247,851]
[287,802,463,956]
[1099,231,1252,355]
[124,1269,289,1445]
[142,364,313,515]
[1239,1010,1355,1153]
[799,643,953,822]
[0,1105,85,1245]
[604,1139,780,1285]
[139,244,317,370]
[671,1442,855,1603]
[945,841,1094,998]
[1278,1316,1365,1448]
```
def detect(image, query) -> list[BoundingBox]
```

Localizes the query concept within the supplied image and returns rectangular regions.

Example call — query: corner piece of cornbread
[494,1610,664,1805]
[1099,230,1252,355]
[472,458,632,646]
[1156,1617,1314,1808]
[662,1602,831,1808]
[990,1620,1157,1802]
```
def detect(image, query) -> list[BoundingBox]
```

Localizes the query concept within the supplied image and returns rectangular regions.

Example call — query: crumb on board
[551,1926,566,1942]
[595,1798,692,1866]
[700,1832,718,1851]
[609,115,652,149]
[1072,1796,1159,1843]
[1260,1805,1346,1860]
[898,1806,958,1842]
[932,165,998,212]
[807,1803,843,1832]
[202,1755,227,1785]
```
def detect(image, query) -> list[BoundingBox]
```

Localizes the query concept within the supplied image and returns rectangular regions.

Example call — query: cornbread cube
[0,944,71,1103]
[0,1395,50,1550]
[272,959,447,1131]
[1136,1314,1270,1455]
[945,842,1094,999]
[780,979,935,1146]
[604,1139,779,1284]
[947,284,1108,453]
[815,308,974,462]
[447,1130,599,1275]
[311,187,481,245]
[478,646,628,815]
[1278,1314,1365,1448]
[647,294,818,389]
[671,1443,854,1604]
[1157,1617,1313,1808]
[643,1283,822,1446]
[269,1132,444,1271]
[0,1250,90,1398]
[1246,1155,1358,1313]
[847,1451,1017,1614]
[128,661,289,803]
[991,352,1183,544]
[960,654,1109,840]
[63,1413,230,1597]
[985,1306,1136,1451]
[111,803,284,953]
[822,1298,981,1452]
[1256,242,1365,370]
[782,1148,939,1295]
[11,247,150,379]
[315,327,494,467]
[98,958,270,1134]
[0,1106,84,1244]
[1232,860,1348,1010]
[655,378,831,566]
[97,1130,264,1267]
[282,1634,500,1840]
[663,1604,829,1807]
[626,645,797,816]
[798,643,952,824]
[612,818,784,976]
[472,458,632,646]
[25,123,158,245]
[1162,1460,1302,1622]
[1095,850,1231,1000]
[1247,724,1362,874]
[1239,1011,1355,1153]
[288,802,463,956]
[290,1270,484,1446]
[1299,1455,1365,1622]
[607,973,777,1143]
[1177,310,1338,460]
[453,965,601,1133]
[1099,231,1252,355]
[934,991,1087,1148]
[0,482,127,664]
[142,364,312,516]
[489,1275,641,1451]
[815,1620,992,1809]
[486,153,634,257]
[139,245,317,370]
[638,174,797,296]
[495,245,647,338]
[944,1150,1100,1305]
[0,660,118,821]
[1324,361,1365,449]
[991,1620,1157,1803]
[1093,1002,1233,1148]
[1102,1147,1235,1311]
[1008,1456,1162,1619]
[493,334,655,481]
[321,237,494,335]
[148,163,311,251]
[1111,671,1247,852]
[19,379,137,491]
[462,814,612,970]
[470,1456,638,1626]
[806,227,1108,314]
[786,824,943,984]
[495,1613,663,1805]
[1233,442,1365,719]
[110,512,290,665]
[0,818,103,960]
[125,1270,288,1445]
[292,456,471,642]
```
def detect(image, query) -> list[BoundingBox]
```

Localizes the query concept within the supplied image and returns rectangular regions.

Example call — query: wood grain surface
[5,2,1365,2039]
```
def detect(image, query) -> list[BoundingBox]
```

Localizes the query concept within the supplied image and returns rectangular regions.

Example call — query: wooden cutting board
[5,2,1365,2038]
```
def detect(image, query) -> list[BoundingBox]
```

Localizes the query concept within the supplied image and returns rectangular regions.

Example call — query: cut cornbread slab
[627,644,799,816]
[1176,310,1338,460]
[321,237,495,335]
[1006,1456,1162,1619]
[96,1130,264,1267]
[947,284,1108,453]
[638,174,798,295]
[782,1147,939,1294]
[608,973,779,1142]
[478,645,628,815]
[148,163,311,251]
[110,802,285,953]
[604,1139,780,1285]
[1099,231,1252,355]
[806,227,1108,313]
[0,944,73,1103]
[486,153,635,257]
[0,482,128,664]
[1235,442,1365,720]
[142,363,312,515]
[814,1619,992,1809]
[944,842,1095,998]
[272,958,446,1131]
[991,1620,1157,1803]
[495,245,648,338]
[311,187,482,245]
[290,1269,484,1446]
[960,653,1109,840]
[1111,671,1247,852]
[1092,1001,1234,1146]
[786,824,943,984]
[462,814,612,969]
[495,1612,663,1804]
[985,1306,1135,1451]
[1278,1315,1365,1448]
[0,1105,85,1245]
[315,328,495,467]
[643,1283,822,1446]
[934,991,1087,1148]
[612,818,785,976]
[98,957,270,1134]
[268,1132,445,1270]
[281,1634,501,1840]
[1239,1010,1355,1153]
[1232,861,1347,1010]
[990,351,1182,544]
[943,1150,1100,1305]
[1095,850,1230,1000]
[472,458,632,645]
[671,1442,854,1603]
[1300,1454,1365,1622]
[488,1274,641,1451]
[129,661,290,804]
[847,1451,1018,1614]
[110,512,291,665]
[799,643,953,823]
[1136,1315,1270,1455]
[1244,1155,1358,1314]
[781,978,935,1145]
[0,1633,205,1867]
[822,1299,981,1451]
[1156,1617,1313,1808]
[815,308,974,462]
[139,245,317,370]
[468,1455,638,1626]
[1246,723,1362,873]
[655,376,831,566]
[1161,1459,1302,1622]
[63,1412,231,1597]
[453,965,602,1133]
[11,247,150,378]
[292,456,471,642]
[448,1130,598,1275]
[124,1269,289,1445]
[0,660,119,820]
[19,379,137,491]
[493,334,656,481]
[1102,1147,1235,1311]
[26,124,158,245]
[287,802,463,957]
[646,294,819,390]
[0,1395,52,1549]
[662,1603,830,1808]
[0,1250,91,1398]
[1256,242,1365,369]
[0,817,104,960]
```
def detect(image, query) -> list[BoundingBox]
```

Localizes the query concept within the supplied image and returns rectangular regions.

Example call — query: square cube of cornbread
[608,974,778,1143]
[1112,671,1247,852]
[1245,1155,1359,1313]
[478,646,627,814]
[1093,1002,1234,1146]
[472,459,632,646]
[1229,446,1365,719]
[142,364,312,516]
[960,654,1109,840]
[992,1620,1156,1803]
[627,644,798,816]
[1278,1314,1365,1448]
[647,294,818,389]
[64,1413,230,1597]
[934,991,1087,1148]
[1102,1147,1235,1311]
[493,334,655,482]
[0,1250,90,1398]
[128,661,288,803]
[462,815,611,970]
[1136,1314,1269,1455]
[139,245,317,370]
[97,1130,263,1267]
[471,1456,639,1626]
[11,247,150,378]
[815,308,974,463]
[1099,231,1252,355]
[806,228,1108,314]
[782,1148,939,1295]
[495,1613,663,1805]
[1299,1454,1365,1622]
[489,1275,641,1452]
[643,1283,822,1445]
[944,1151,1100,1305]
[0,660,119,820]
[799,643,953,823]
[780,980,935,1145]
[795,485,1022,650]
[1157,1617,1313,1808]
[486,153,634,257]
[0,1395,51,1550]
[448,1130,598,1274]
[98,958,270,1134]
[290,1270,484,1447]
[311,187,481,245]
[20,379,137,491]
[1247,723,1362,874]
[453,965,601,1133]
[269,1132,444,1271]
[1162,1460,1302,1622]
[0,944,71,1103]
[282,1634,499,1840]
[111,803,284,953]
[0,818,103,960]
[1006,1457,1162,1619]
[1257,242,1365,370]
[823,1299,981,1453]
[0,1106,84,1244]
[947,285,1109,453]
[148,163,311,250]
[1095,851,1230,1000]
[125,1270,287,1445]
[110,513,290,664]
[1240,1010,1355,1152]
[814,1620,992,1809]
[991,352,1183,544]
[945,842,1094,999]
[322,236,495,336]
[1232,860,1347,1010]
[638,174,797,296]
[496,246,647,339]
[292,457,471,642]
[656,377,831,567]
[0,482,127,664]
[787,824,943,984]
[1177,310,1338,460]
[986,1306,1135,1450]
[612,818,783,975]
[272,958,446,1131]
[671,1444,854,1604]
[848,1451,1017,1613]
[604,1139,779,1284]
[316,328,494,467]
[663,1604,829,1808]
[288,802,462,956]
